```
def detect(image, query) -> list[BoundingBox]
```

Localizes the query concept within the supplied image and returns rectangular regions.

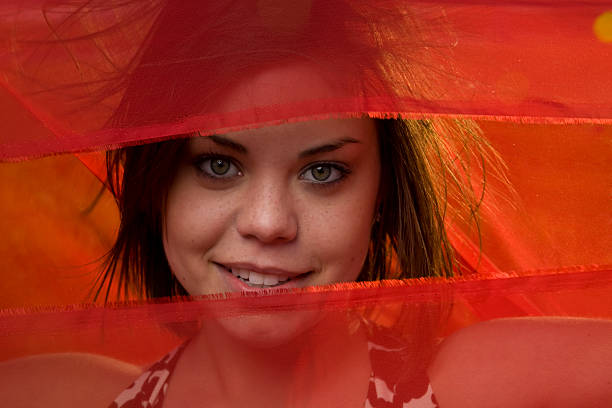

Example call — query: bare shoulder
[429,317,612,408]
[0,352,141,408]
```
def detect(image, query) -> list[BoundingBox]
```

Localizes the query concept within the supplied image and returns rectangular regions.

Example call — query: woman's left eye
[195,156,242,179]
[300,163,348,184]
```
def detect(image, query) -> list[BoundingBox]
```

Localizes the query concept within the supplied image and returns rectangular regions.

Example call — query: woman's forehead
[217,62,340,112]
[188,117,378,159]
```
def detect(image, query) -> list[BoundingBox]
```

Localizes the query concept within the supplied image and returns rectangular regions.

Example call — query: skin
[429,317,612,408]
[0,353,140,408]
[163,62,380,300]
[160,117,380,406]
[159,63,381,406]
[163,117,380,297]
[163,118,382,347]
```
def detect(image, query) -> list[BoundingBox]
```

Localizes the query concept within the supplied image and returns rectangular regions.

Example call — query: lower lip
[215,264,309,293]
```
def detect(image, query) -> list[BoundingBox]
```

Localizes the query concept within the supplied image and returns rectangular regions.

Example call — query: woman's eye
[196,156,242,178]
[301,163,347,184]
[210,158,230,175]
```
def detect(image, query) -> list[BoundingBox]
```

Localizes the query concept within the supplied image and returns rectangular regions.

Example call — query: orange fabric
[0,2,611,406]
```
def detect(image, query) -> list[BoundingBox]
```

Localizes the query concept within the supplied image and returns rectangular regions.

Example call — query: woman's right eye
[195,156,242,179]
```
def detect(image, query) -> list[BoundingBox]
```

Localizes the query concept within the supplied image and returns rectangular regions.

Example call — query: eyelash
[192,154,351,186]
[299,162,351,187]
[193,153,243,181]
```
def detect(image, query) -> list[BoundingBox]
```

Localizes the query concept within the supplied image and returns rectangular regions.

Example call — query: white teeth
[229,267,293,287]
[248,271,264,284]
[263,274,279,286]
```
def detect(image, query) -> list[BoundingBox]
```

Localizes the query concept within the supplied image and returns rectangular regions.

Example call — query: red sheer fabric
[1,1,611,160]
[1,274,611,407]
[1,1,611,407]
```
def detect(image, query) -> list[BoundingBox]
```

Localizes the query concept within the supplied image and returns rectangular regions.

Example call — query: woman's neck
[166,312,371,408]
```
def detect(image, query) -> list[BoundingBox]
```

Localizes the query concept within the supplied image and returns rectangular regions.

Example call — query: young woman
[3,112,611,407]
[98,60,612,408]
[100,62,461,407]
[1,1,610,407]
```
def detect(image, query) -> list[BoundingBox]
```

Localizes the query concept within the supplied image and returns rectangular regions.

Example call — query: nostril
[236,212,298,243]
[235,185,298,243]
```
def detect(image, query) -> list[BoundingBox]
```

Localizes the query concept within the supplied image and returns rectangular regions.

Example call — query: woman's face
[163,63,380,297]
[163,117,380,296]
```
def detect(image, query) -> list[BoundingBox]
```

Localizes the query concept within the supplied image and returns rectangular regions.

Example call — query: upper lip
[215,262,310,278]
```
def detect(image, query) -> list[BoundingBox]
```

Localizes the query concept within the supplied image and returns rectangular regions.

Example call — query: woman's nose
[235,180,298,244]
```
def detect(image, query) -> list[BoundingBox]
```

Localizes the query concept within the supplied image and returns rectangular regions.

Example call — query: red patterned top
[110,323,438,408]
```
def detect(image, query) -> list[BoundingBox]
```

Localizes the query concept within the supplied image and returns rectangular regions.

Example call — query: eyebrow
[206,135,360,157]
[208,135,248,154]
[298,137,360,158]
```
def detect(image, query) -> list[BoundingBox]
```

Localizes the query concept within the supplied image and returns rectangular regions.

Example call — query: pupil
[211,159,229,175]
[312,166,330,181]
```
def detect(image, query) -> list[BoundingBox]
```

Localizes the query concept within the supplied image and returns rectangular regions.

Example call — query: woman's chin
[212,309,324,349]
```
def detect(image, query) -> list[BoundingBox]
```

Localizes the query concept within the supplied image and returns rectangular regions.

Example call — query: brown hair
[88,1,499,300]
[98,116,494,300]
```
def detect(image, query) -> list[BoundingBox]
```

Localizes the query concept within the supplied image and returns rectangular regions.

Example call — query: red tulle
[1,1,611,407]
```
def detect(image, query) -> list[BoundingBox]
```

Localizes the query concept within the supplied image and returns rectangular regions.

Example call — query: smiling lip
[214,262,310,278]
[214,262,312,291]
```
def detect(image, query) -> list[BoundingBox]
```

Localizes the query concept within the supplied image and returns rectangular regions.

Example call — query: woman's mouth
[230,267,290,288]
[215,263,311,290]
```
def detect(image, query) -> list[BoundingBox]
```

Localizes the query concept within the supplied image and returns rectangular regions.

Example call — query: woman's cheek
[163,173,225,285]
[166,176,233,252]
[304,201,373,282]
